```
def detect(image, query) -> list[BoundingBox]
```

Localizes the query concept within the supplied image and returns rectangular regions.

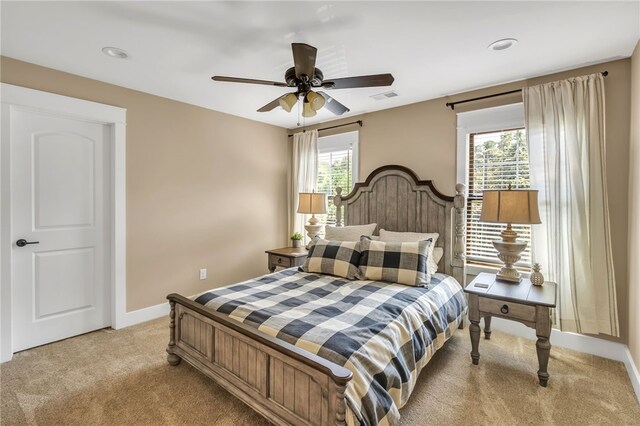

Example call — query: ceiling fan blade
[317,91,350,115]
[212,76,287,87]
[257,96,283,112]
[323,73,394,90]
[292,43,317,79]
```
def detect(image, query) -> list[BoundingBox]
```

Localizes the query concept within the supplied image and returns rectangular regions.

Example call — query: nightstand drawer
[266,247,308,272]
[270,255,292,268]
[479,297,535,322]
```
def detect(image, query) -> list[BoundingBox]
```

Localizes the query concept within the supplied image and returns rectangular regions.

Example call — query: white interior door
[11,109,111,352]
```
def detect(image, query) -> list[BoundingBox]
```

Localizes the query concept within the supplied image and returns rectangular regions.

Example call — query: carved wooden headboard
[333,165,466,285]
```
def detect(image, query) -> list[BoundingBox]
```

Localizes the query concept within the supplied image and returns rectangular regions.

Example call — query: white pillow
[432,247,444,271]
[379,229,440,275]
[324,223,377,241]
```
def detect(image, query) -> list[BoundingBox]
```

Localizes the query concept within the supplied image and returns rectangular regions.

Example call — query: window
[316,131,359,225]
[456,104,531,272]
[467,128,532,268]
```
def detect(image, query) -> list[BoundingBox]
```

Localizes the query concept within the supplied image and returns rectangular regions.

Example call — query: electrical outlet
[199,268,207,280]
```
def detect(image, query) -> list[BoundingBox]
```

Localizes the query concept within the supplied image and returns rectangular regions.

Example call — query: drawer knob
[277,258,282,263]
[500,304,509,314]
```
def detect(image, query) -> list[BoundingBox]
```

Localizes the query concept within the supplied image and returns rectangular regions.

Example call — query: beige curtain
[524,73,619,336]
[289,130,318,242]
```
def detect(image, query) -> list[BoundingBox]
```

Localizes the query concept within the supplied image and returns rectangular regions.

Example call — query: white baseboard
[114,301,169,329]
[623,347,640,403]
[488,317,627,361]
[489,317,639,403]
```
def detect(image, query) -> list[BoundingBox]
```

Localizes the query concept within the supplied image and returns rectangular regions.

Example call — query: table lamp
[297,192,327,246]
[480,186,541,283]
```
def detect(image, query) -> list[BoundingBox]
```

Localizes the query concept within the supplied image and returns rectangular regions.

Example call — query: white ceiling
[2,1,639,129]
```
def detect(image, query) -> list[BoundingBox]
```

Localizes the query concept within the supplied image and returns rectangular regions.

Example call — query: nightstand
[265,247,308,272]
[464,272,558,387]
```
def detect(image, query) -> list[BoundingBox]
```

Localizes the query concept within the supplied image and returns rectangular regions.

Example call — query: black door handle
[16,239,39,247]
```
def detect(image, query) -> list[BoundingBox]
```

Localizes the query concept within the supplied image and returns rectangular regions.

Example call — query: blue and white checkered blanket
[195,268,467,426]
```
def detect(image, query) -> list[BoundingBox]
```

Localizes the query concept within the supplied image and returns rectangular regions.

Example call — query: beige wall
[628,40,640,368]
[1,57,289,311]
[294,58,632,344]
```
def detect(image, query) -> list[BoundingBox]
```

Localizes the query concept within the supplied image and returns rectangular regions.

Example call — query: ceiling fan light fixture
[302,101,317,118]
[279,93,298,112]
[306,91,325,111]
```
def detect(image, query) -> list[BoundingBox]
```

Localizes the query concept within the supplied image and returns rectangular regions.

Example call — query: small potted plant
[291,232,303,248]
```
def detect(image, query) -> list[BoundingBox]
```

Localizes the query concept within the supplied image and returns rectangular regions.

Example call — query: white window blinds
[467,128,532,268]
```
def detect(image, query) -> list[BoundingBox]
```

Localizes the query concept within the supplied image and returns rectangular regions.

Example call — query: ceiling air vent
[370,91,398,101]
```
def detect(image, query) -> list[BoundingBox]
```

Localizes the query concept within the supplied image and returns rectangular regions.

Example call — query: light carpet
[1,318,638,425]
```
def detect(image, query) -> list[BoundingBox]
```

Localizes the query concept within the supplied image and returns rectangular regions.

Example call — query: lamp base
[493,240,527,283]
[304,223,324,249]
[496,268,523,283]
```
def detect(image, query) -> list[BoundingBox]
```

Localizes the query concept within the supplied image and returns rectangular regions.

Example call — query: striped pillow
[301,239,361,280]
[358,236,433,286]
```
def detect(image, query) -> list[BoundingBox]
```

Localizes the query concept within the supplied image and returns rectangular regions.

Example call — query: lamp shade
[480,188,541,224]
[307,91,325,111]
[297,192,327,215]
[279,93,297,112]
[302,101,317,118]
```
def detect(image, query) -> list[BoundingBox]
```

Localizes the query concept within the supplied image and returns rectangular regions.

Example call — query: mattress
[194,268,467,426]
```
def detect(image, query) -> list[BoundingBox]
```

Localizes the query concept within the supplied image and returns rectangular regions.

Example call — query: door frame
[1,83,127,362]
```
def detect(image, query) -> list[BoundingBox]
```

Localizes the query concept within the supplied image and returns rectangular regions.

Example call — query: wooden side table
[265,247,308,272]
[464,272,557,387]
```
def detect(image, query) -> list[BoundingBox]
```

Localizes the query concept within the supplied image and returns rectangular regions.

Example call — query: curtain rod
[445,71,608,110]
[287,120,363,137]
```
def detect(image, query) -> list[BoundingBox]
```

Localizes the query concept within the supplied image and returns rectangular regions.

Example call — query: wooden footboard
[166,294,353,426]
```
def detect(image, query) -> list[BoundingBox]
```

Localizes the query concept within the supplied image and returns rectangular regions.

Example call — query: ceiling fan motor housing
[285,67,324,93]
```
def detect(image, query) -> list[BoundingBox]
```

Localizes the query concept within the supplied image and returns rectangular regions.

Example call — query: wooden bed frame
[166,165,466,426]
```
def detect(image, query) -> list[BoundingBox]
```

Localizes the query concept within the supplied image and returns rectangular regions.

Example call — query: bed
[166,165,467,425]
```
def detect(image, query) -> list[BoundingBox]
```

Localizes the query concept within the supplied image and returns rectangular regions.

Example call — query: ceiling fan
[212,43,394,118]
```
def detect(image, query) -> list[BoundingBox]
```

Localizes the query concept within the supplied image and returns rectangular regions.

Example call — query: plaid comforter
[194,268,467,426]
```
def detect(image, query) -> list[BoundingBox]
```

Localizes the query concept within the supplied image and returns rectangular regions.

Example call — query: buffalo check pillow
[379,229,441,275]
[301,239,361,280]
[358,236,433,286]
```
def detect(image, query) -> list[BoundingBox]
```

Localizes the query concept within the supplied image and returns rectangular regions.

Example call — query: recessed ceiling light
[487,38,518,52]
[102,47,129,59]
